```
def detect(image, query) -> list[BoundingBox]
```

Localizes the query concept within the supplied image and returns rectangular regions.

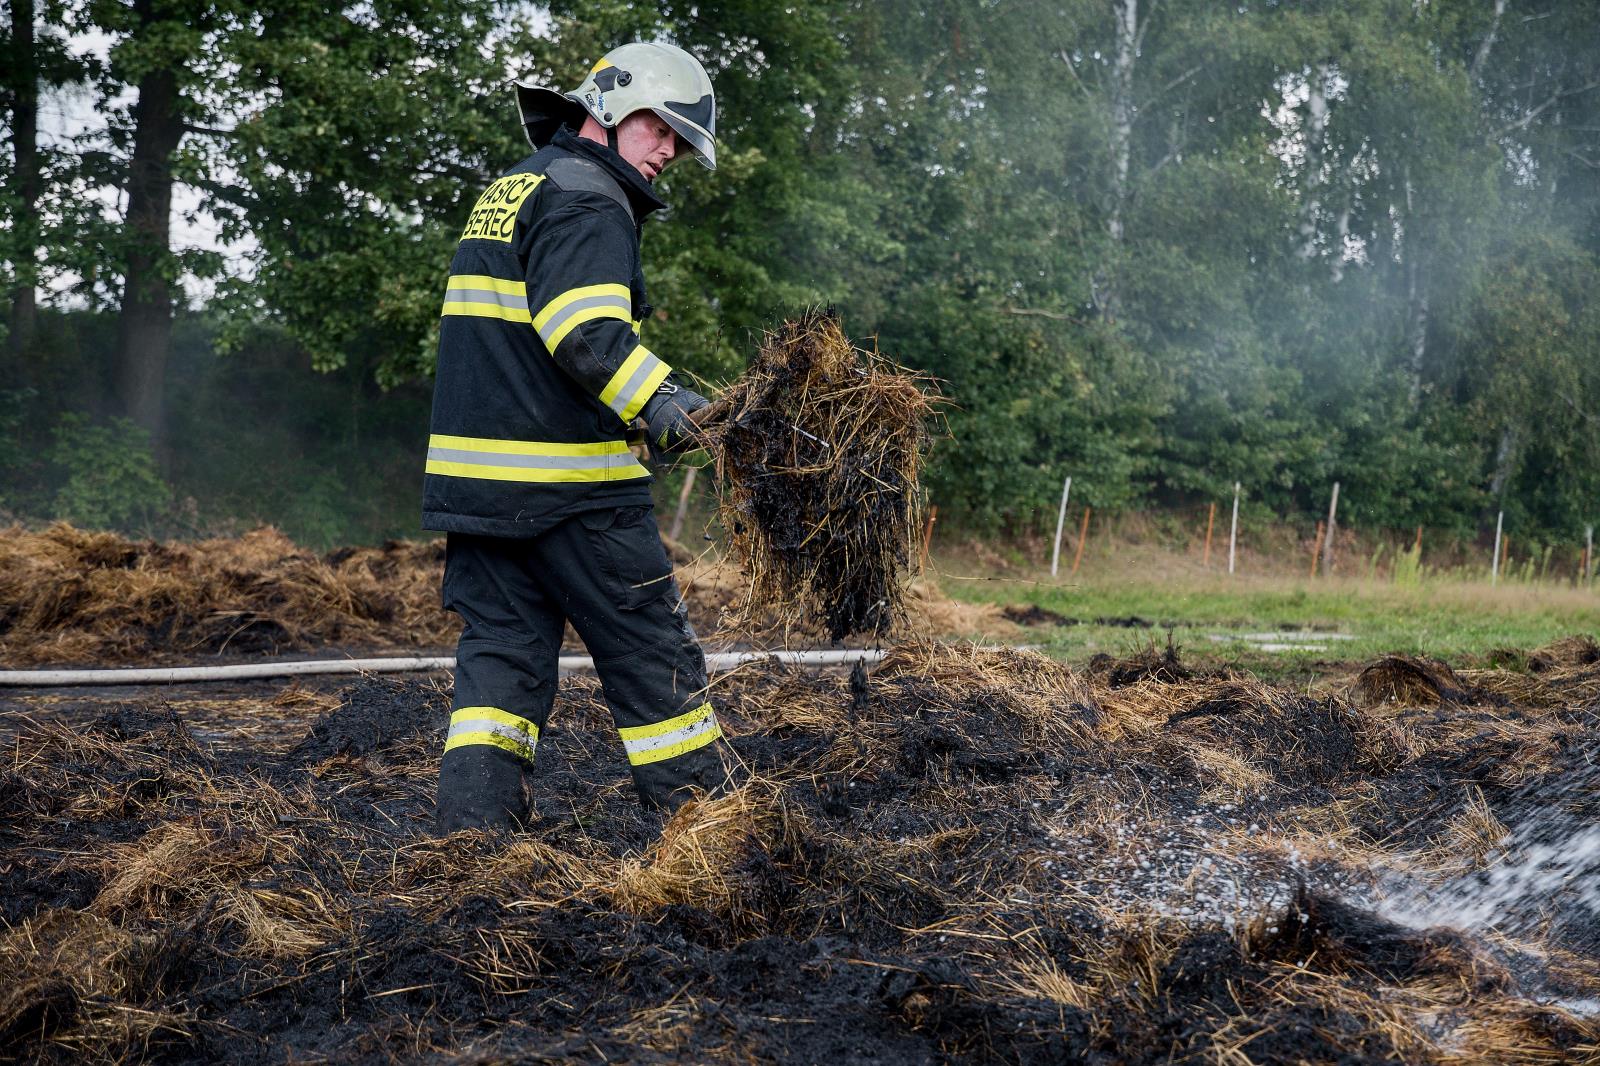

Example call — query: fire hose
[0,649,888,687]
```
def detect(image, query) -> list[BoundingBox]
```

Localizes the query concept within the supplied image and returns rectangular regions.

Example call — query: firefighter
[424,42,731,833]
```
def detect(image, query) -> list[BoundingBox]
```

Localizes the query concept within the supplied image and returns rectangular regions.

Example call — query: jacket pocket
[578,505,675,610]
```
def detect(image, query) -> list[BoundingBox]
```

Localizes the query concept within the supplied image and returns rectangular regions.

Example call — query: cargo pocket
[579,506,676,611]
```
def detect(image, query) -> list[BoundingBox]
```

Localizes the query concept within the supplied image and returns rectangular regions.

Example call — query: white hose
[0,648,888,687]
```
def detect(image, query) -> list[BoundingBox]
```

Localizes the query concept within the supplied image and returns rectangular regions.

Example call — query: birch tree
[1099,0,1138,320]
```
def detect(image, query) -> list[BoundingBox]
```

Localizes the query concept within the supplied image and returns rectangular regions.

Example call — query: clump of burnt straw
[707,311,939,641]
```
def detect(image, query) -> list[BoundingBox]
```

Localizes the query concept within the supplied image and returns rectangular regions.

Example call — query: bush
[48,414,171,532]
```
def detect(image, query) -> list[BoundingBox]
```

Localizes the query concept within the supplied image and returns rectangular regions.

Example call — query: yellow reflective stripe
[444,706,539,760]
[623,360,673,422]
[532,284,631,330]
[424,459,649,483]
[447,274,525,296]
[440,300,533,324]
[618,703,722,766]
[427,434,632,457]
[446,731,537,757]
[619,703,715,743]
[531,284,630,326]
[425,433,650,484]
[628,724,721,766]
[532,284,633,350]
[547,304,632,349]
[599,346,651,410]
[598,345,674,423]
[441,274,530,321]
[453,706,538,732]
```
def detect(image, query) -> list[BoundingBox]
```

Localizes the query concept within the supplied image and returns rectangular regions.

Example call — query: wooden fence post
[1202,502,1216,568]
[1050,475,1072,577]
[1321,481,1340,575]
[1228,482,1241,576]
[1586,525,1594,588]
[1310,521,1325,579]
[669,467,697,543]
[1070,507,1092,576]
[1491,510,1503,586]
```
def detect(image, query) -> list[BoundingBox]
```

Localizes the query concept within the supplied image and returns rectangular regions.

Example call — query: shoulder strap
[543,156,635,225]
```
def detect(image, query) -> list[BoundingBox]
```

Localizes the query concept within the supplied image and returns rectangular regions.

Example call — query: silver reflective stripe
[608,351,666,417]
[623,714,720,759]
[447,717,536,746]
[445,286,529,312]
[426,447,626,470]
[536,293,632,346]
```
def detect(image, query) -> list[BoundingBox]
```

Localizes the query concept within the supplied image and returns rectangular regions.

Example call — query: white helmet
[515,42,717,170]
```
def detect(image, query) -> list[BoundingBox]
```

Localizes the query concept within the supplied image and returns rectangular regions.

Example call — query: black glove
[640,383,710,453]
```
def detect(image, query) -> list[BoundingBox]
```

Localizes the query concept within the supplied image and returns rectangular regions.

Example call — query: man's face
[614,111,682,183]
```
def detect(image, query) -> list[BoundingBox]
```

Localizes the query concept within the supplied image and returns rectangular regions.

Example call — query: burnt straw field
[4,638,1600,1063]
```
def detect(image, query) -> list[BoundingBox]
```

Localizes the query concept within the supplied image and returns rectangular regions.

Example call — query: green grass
[937,563,1600,681]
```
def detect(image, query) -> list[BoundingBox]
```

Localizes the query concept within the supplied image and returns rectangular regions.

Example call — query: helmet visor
[656,109,716,170]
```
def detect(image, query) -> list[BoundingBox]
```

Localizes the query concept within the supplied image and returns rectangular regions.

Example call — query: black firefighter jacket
[422,128,675,537]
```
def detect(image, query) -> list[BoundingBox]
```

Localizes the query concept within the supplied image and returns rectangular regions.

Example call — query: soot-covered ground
[3,638,1599,1064]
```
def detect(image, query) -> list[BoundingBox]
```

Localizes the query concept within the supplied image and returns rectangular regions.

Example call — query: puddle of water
[1235,632,1358,643]
[1207,631,1357,654]
[1249,642,1329,652]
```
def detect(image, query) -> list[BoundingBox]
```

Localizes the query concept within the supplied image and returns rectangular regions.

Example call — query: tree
[102,0,218,447]
[0,0,92,367]
[54,0,528,448]
[4,0,42,358]
[205,0,531,389]
[9,0,1600,545]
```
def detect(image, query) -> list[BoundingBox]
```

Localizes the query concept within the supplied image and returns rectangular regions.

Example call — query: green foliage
[201,0,529,381]
[47,414,171,531]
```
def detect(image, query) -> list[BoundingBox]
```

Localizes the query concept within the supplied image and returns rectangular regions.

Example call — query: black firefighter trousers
[435,504,730,832]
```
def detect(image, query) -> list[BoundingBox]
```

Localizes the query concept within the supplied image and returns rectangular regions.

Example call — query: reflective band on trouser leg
[617,702,722,766]
[425,434,649,483]
[440,274,532,323]
[445,706,540,762]
[598,344,673,422]
[533,284,633,350]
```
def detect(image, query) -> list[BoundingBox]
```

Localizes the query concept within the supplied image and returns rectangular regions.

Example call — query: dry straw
[705,310,942,642]
[0,523,454,665]
[0,521,1003,666]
